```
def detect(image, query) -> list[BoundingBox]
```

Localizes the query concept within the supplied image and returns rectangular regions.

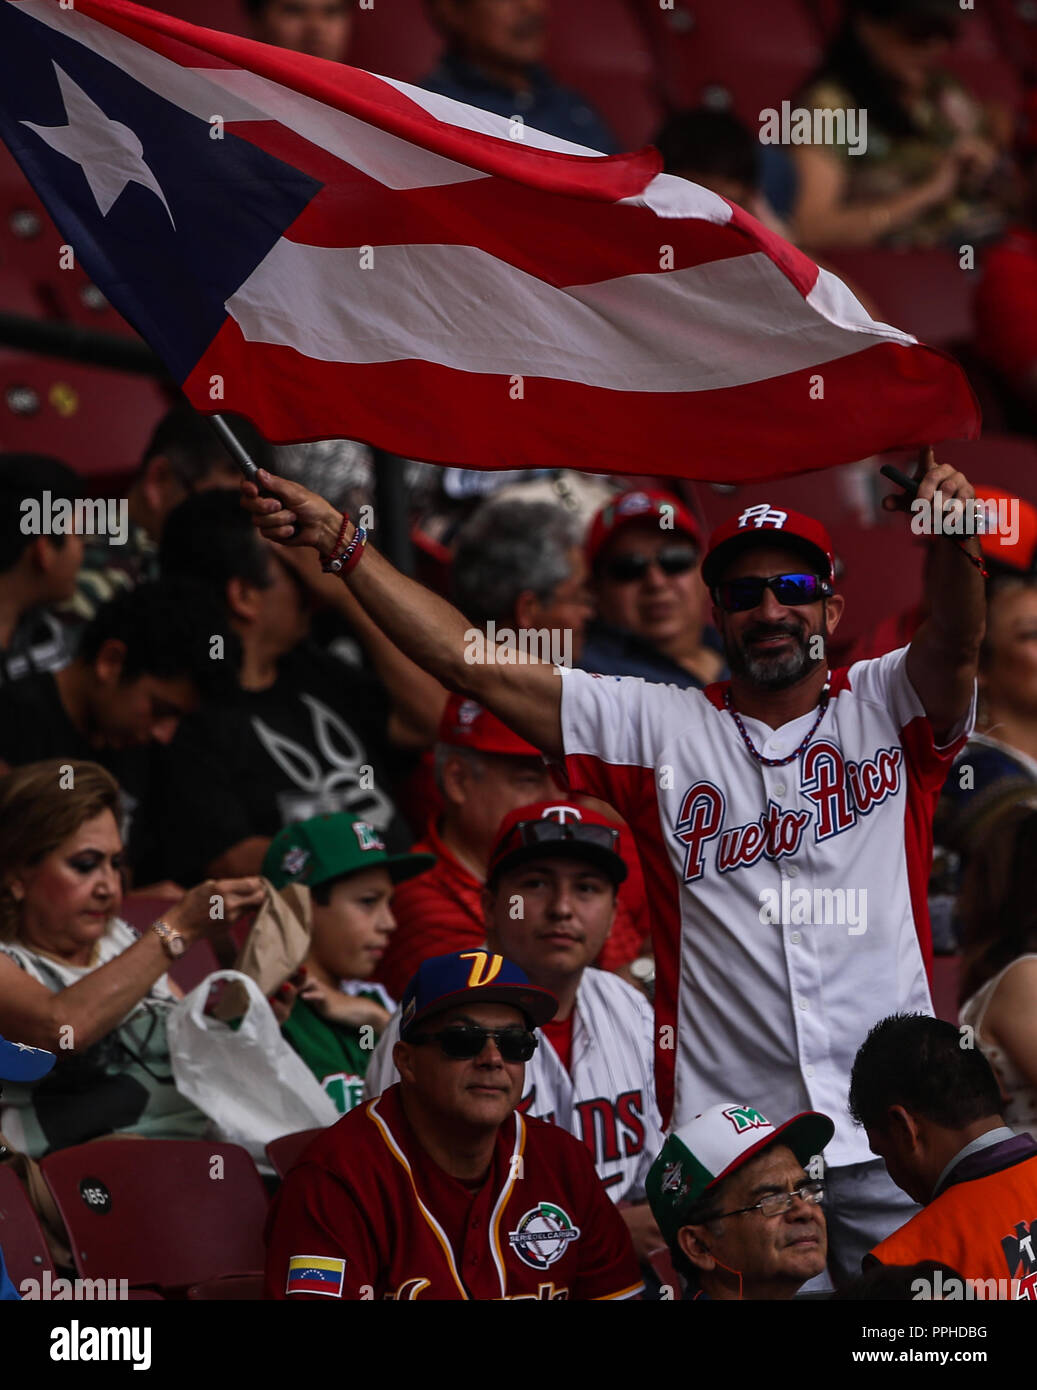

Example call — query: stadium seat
[691,461,874,537]
[0,352,169,475]
[265,1128,324,1180]
[821,516,926,664]
[633,0,824,127]
[816,247,978,349]
[648,1244,682,1296]
[988,0,1037,80]
[186,1272,264,1299]
[931,955,961,1025]
[0,266,45,320]
[944,6,1022,110]
[932,433,1037,505]
[347,0,442,83]
[0,1166,55,1289]
[40,1139,269,1293]
[544,0,663,151]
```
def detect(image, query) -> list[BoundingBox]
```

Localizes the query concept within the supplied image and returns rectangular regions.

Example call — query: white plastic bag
[168,970,338,1162]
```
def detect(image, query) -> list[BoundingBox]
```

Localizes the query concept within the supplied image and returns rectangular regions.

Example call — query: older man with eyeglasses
[647,1102,834,1301]
[265,949,643,1301]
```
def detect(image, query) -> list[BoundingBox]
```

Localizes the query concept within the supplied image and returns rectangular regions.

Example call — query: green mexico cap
[262,813,435,891]
[646,1102,835,1249]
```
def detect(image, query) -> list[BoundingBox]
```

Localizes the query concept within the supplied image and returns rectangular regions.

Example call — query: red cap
[437,695,542,757]
[487,800,628,886]
[702,504,835,589]
[587,489,702,568]
[973,486,1037,574]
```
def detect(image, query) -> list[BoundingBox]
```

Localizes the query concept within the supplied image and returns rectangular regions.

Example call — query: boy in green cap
[262,813,434,1114]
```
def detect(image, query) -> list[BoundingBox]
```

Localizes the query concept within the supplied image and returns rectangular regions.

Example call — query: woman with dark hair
[0,759,264,1155]
[792,0,1007,248]
[957,804,1037,1139]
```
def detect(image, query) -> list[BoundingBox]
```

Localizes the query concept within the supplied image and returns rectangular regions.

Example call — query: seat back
[265,1128,324,1180]
[0,1166,56,1290]
[41,1139,268,1289]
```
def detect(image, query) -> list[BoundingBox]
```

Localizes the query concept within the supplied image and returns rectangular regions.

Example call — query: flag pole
[205,410,298,536]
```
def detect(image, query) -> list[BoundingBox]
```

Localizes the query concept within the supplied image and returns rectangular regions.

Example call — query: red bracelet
[320,512,350,569]
[322,524,368,575]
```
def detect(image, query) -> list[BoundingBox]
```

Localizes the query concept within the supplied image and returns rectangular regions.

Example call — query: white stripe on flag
[226,239,915,389]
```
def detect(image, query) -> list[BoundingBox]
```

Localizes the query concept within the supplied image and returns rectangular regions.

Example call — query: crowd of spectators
[1,0,1036,1307]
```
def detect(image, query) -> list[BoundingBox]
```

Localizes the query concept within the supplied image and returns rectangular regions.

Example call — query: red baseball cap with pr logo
[702,504,835,589]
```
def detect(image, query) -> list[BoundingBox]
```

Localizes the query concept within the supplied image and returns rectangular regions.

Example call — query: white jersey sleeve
[846,644,976,761]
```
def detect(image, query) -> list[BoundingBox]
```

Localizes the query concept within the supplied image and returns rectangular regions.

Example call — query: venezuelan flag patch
[286,1255,346,1297]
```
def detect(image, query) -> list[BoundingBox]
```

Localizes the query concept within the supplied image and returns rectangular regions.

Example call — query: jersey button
[787,865,799,878]
[799,996,809,1011]
[805,1064,815,1078]
[774,781,787,796]
[790,931,801,945]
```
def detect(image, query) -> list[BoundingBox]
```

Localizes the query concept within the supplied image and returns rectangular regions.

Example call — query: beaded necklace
[724,682,831,768]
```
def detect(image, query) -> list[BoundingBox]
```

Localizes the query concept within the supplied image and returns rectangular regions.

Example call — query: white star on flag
[21,63,175,228]
[12,1042,41,1053]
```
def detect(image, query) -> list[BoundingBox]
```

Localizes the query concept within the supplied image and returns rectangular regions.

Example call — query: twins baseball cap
[702,505,835,589]
[0,1034,56,1083]
[437,694,543,758]
[587,489,703,568]
[263,813,435,891]
[646,1101,835,1247]
[486,800,628,887]
[399,949,558,1038]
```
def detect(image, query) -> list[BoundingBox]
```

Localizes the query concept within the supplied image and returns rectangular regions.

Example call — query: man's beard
[725,618,826,691]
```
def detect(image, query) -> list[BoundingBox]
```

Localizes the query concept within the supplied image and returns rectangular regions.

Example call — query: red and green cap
[647,1101,834,1248]
[263,813,434,891]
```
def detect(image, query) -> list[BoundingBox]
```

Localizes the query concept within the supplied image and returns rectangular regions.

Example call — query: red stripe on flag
[187,322,978,482]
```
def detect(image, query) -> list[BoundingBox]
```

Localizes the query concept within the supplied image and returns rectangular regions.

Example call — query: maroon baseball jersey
[264,1084,643,1301]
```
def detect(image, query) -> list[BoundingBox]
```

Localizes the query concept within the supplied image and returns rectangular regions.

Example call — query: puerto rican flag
[0,0,979,481]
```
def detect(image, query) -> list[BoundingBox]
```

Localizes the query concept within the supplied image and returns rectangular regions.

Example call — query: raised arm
[241,470,565,758]
[903,449,986,744]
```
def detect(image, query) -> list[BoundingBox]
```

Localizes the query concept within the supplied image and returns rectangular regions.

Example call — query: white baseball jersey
[560,645,974,1168]
[363,966,663,1202]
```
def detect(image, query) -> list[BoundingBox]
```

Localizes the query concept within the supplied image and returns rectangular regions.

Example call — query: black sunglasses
[712,572,832,613]
[602,545,699,584]
[506,818,619,855]
[408,1024,538,1063]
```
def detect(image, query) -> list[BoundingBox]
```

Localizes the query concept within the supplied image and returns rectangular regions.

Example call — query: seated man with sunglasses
[579,489,726,690]
[647,1102,834,1300]
[265,949,643,1300]
[242,447,984,1288]
[363,800,665,1261]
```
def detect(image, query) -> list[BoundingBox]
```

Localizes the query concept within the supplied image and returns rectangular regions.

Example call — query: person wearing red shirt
[264,949,643,1301]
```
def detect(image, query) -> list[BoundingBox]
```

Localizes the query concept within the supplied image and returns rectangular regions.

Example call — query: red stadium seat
[0,352,169,476]
[40,1139,269,1293]
[348,0,442,83]
[824,518,925,663]
[186,1272,264,1299]
[988,0,1037,79]
[265,1128,324,1180]
[930,433,1037,505]
[944,6,1022,110]
[931,954,961,1024]
[817,247,977,349]
[634,0,824,126]
[0,266,46,319]
[544,0,663,151]
[648,1244,682,1295]
[0,1166,56,1289]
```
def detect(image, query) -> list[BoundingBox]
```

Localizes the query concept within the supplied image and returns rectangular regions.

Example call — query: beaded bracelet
[320,512,351,571]
[322,523,368,575]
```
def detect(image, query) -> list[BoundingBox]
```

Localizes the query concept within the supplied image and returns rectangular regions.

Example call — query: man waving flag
[0,0,978,480]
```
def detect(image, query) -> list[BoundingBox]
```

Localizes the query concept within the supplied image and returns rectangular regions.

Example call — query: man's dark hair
[159,489,273,594]
[0,453,83,573]
[655,109,759,187]
[138,406,271,491]
[78,577,240,698]
[848,1013,1002,1134]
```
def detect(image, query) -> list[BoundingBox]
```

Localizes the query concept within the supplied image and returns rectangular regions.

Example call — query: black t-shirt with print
[138,642,410,886]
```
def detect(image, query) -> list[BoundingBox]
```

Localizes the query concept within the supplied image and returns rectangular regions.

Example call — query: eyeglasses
[712,573,832,613]
[407,1024,539,1063]
[602,546,699,584]
[711,1180,825,1220]
[505,818,619,856]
